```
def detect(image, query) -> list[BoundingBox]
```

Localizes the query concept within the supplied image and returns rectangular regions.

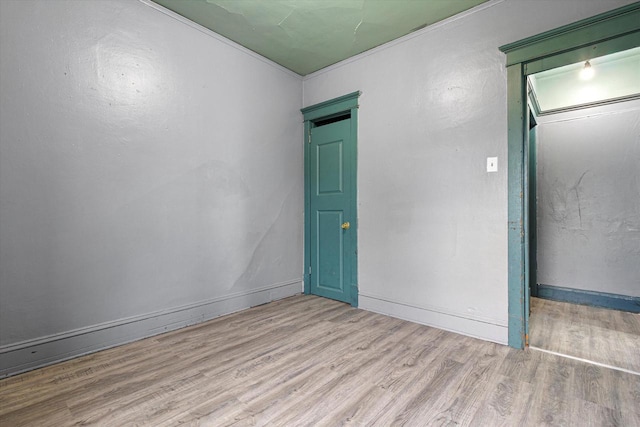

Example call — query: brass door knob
[341,222,350,230]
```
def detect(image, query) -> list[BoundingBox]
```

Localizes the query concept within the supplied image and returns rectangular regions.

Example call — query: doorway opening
[499,3,640,350]
[526,66,640,372]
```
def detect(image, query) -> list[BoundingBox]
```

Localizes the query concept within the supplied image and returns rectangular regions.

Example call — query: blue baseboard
[536,284,640,313]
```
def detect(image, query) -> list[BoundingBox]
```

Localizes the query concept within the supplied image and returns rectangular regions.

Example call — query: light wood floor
[529,297,640,374]
[1,295,639,426]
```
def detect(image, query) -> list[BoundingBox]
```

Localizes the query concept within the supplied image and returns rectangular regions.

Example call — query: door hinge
[308,128,311,144]
[308,266,311,274]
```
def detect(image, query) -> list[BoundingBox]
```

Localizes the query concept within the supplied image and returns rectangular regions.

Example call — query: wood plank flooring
[1,295,639,426]
[529,297,640,374]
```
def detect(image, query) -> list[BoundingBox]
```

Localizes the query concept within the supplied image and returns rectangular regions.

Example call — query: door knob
[341,222,350,230]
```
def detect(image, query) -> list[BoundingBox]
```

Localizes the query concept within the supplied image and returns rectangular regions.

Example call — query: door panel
[318,141,343,194]
[309,119,352,303]
[317,211,343,291]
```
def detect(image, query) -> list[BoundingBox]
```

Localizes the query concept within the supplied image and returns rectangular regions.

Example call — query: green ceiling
[152,0,489,75]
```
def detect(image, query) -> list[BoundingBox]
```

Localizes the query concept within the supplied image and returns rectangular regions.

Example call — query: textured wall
[0,0,302,363]
[1,0,636,372]
[302,0,636,343]
[536,103,640,297]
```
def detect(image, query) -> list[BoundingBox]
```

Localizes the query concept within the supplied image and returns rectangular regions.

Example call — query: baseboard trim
[536,284,640,313]
[0,279,302,378]
[358,293,508,345]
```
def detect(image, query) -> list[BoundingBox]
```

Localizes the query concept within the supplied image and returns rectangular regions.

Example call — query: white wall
[0,0,303,376]
[302,0,636,344]
[536,102,640,297]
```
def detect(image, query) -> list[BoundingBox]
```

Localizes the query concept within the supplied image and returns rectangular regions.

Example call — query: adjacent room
[525,48,640,372]
[1,0,638,425]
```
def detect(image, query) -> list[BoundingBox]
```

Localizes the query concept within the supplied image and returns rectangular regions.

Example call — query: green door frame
[301,91,360,307]
[527,113,537,299]
[500,3,640,349]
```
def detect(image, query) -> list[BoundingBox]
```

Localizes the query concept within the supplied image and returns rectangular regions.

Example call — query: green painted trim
[523,109,531,337]
[524,31,640,76]
[527,83,542,117]
[536,284,640,313]
[507,64,526,349]
[349,106,358,308]
[301,91,361,121]
[503,2,640,349]
[528,122,538,299]
[499,3,640,66]
[535,94,640,116]
[301,92,360,307]
[303,120,311,295]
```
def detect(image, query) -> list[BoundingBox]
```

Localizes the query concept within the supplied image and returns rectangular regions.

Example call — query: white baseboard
[359,293,508,345]
[0,280,302,378]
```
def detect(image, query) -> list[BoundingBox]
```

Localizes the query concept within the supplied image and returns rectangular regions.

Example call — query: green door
[309,118,353,304]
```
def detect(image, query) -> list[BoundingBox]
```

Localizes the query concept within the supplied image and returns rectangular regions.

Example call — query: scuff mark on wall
[546,172,591,231]
[570,170,588,228]
[231,184,298,291]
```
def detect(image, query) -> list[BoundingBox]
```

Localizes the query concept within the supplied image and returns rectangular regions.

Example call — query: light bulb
[580,60,594,80]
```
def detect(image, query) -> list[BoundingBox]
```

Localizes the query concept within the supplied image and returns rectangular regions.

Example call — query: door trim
[301,91,360,306]
[499,4,640,349]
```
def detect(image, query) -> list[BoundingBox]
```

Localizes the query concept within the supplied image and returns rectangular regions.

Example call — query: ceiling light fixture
[580,60,594,80]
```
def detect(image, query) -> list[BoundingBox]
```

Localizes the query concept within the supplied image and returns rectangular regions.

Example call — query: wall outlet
[487,157,498,172]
